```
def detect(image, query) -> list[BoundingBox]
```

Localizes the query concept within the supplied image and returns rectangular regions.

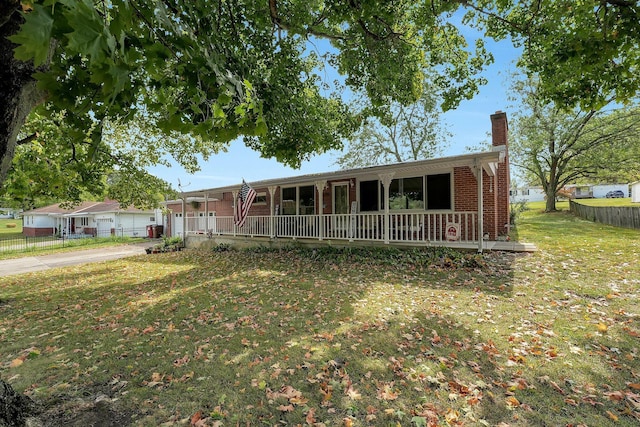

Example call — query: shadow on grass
[15,245,637,425]
[0,246,527,425]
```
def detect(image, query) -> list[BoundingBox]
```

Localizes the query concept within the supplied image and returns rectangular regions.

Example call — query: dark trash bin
[152,225,164,238]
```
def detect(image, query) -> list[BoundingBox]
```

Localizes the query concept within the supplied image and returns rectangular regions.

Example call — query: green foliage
[9,3,54,66]
[3,0,640,196]
[2,108,174,209]
[509,200,529,227]
[212,243,232,252]
[241,245,484,271]
[5,0,496,178]
[467,0,640,109]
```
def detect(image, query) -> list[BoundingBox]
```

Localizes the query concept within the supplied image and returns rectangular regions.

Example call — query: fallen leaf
[190,411,202,425]
[305,408,316,424]
[9,358,24,368]
[506,396,520,407]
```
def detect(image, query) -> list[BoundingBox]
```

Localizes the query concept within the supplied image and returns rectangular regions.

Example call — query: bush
[509,200,528,226]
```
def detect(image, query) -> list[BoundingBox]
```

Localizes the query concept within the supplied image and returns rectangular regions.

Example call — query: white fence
[184,212,478,244]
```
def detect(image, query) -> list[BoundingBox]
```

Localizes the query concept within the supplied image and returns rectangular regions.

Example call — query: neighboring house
[631,181,640,203]
[570,185,594,199]
[0,207,22,219]
[510,187,545,203]
[565,183,629,199]
[22,201,162,238]
[165,111,530,252]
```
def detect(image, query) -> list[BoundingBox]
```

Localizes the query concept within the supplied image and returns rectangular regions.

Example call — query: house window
[281,187,296,215]
[175,213,182,218]
[79,217,89,226]
[359,180,380,211]
[253,192,267,205]
[387,176,424,210]
[426,173,451,210]
[149,216,155,222]
[299,185,315,215]
[522,189,530,196]
[281,186,316,215]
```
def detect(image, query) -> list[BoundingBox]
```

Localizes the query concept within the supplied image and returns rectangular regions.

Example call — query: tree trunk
[545,187,557,212]
[0,2,46,187]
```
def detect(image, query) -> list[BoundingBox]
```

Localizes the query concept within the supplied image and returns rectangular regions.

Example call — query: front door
[333,183,349,236]
[333,183,349,215]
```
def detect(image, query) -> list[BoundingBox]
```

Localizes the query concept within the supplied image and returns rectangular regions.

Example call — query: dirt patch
[1,380,39,427]
[35,393,133,427]
[1,380,135,427]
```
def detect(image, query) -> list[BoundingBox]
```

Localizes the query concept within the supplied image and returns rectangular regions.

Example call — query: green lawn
[0,218,22,237]
[573,197,637,207]
[1,209,639,426]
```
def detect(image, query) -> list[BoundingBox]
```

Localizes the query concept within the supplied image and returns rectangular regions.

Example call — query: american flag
[234,180,256,227]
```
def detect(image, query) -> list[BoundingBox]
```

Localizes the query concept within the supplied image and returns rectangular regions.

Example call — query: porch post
[475,160,484,253]
[181,197,186,238]
[268,186,278,238]
[232,190,238,237]
[204,194,209,233]
[315,180,326,241]
[379,173,395,244]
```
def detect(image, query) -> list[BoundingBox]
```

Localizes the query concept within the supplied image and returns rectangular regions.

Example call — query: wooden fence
[570,201,640,230]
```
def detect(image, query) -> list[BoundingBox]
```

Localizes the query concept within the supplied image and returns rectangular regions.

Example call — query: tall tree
[1,0,639,194]
[510,78,640,212]
[1,108,175,209]
[335,85,450,169]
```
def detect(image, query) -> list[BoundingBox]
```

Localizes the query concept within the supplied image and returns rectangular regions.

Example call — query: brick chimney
[490,111,510,237]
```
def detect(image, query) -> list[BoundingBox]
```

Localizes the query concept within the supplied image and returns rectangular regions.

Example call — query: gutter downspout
[476,159,484,253]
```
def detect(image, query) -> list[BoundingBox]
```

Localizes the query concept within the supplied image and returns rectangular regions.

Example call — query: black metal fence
[0,228,152,253]
[0,235,68,253]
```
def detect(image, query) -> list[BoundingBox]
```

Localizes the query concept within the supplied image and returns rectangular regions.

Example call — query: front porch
[183,212,536,252]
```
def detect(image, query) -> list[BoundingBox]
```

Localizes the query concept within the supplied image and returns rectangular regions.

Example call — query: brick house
[165,111,526,252]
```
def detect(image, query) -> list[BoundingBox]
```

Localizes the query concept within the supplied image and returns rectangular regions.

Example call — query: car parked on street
[605,190,625,198]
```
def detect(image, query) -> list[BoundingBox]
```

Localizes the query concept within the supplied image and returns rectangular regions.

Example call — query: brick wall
[23,227,54,237]
[454,167,478,212]
[491,111,511,237]
[453,112,511,240]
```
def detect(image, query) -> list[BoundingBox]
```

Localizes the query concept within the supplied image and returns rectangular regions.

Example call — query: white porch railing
[185,212,478,244]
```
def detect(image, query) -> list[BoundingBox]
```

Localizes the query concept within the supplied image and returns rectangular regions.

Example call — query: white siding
[32,215,57,228]
[632,182,640,203]
[511,188,545,203]
[592,184,629,198]
[113,213,155,237]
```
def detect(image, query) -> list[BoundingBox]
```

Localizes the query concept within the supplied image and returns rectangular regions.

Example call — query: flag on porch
[234,180,257,227]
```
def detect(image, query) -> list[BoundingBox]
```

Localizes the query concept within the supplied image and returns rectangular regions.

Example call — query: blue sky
[148,36,521,192]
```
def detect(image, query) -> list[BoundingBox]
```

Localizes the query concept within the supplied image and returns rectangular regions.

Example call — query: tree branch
[0,0,20,29]
[16,133,37,146]
[269,0,346,41]
[603,0,636,7]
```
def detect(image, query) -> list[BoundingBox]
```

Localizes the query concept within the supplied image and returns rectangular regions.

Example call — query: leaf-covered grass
[1,209,639,426]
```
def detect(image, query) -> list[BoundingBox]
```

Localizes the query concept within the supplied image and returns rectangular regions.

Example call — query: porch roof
[180,148,505,199]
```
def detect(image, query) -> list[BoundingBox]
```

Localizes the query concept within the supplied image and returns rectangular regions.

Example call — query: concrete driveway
[0,243,150,277]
